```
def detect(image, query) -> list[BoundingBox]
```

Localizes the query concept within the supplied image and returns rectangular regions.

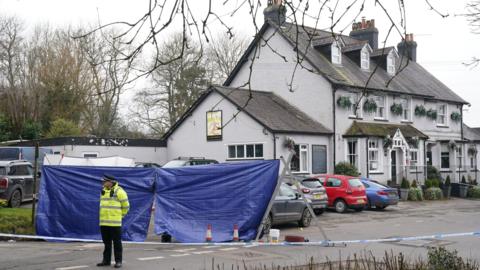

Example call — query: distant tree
[45,118,83,138]
[0,114,12,141]
[466,1,480,66]
[20,120,42,140]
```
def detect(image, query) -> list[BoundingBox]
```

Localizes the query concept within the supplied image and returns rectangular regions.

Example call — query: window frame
[331,42,342,65]
[368,139,382,173]
[360,47,370,70]
[409,148,419,172]
[291,143,309,173]
[437,104,448,126]
[227,143,264,160]
[400,97,411,122]
[346,139,358,169]
[456,145,464,170]
[440,143,450,170]
[374,95,387,119]
[387,51,396,75]
[348,92,363,118]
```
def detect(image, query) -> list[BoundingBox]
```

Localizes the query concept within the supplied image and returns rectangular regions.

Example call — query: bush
[408,187,424,201]
[427,166,441,182]
[467,186,480,199]
[425,187,443,200]
[462,175,467,184]
[445,175,451,186]
[411,180,418,188]
[0,199,7,208]
[334,162,359,176]
[0,208,34,234]
[400,177,410,189]
[428,246,479,270]
[425,179,433,189]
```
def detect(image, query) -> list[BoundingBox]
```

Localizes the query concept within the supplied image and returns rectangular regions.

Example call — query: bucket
[269,229,280,243]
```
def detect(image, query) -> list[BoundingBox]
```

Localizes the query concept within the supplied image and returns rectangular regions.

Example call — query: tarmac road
[1,198,480,270]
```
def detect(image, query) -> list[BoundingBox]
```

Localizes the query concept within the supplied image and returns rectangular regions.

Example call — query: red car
[312,174,367,213]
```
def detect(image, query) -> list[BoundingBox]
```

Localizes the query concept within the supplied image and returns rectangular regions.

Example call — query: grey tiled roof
[344,121,428,139]
[214,86,332,135]
[463,124,480,142]
[272,22,468,104]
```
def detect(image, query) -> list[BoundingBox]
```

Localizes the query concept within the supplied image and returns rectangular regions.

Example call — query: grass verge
[0,207,35,235]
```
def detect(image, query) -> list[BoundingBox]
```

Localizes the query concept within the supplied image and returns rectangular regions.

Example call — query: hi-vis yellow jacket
[99,182,129,227]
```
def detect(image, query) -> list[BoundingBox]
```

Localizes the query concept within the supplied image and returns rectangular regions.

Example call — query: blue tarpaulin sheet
[36,160,279,243]
[154,160,279,242]
[36,166,155,242]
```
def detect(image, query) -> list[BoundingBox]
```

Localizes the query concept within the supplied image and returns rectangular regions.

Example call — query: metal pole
[32,142,39,226]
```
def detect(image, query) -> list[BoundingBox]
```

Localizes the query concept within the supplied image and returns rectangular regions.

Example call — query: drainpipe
[366,137,370,178]
[332,87,337,173]
[273,132,277,159]
[423,140,427,182]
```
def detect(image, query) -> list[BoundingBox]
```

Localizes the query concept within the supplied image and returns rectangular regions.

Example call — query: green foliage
[363,98,377,113]
[0,208,34,234]
[400,177,410,189]
[45,118,83,138]
[425,187,443,200]
[408,187,424,201]
[426,179,440,188]
[411,179,418,188]
[414,105,427,117]
[426,109,438,120]
[427,166,441,181]
[336,96,352,109]
[0,114,13,142]
[445,175,451,186]
[428,246,479,270]
[334,162,359,176]
[390,103,403,116]
[462,175,467,184]
[20,120,42,140]
[468,186,480,198]
[0,199,7,208]
[451,111,462,122]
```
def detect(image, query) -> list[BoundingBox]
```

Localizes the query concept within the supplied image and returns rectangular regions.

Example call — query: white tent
[43,154,136,167]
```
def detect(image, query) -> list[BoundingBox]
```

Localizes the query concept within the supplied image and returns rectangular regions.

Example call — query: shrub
[427,166,441,182]
[445,175,451,186]
[411,180,418,188]
[468,186,480,199]
[408,187,424,201]
[462,175,467,184]
[334,162,359,176]
[425,187,443,200]
[428,246,479,270]
[400,177,410,189]
[425,179,433,189]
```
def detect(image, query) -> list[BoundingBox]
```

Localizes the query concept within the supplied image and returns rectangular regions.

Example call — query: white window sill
[291,171,309,175]
[374,117,388,122]
[401,120,413,124]
[369,171,384,174]
[436,124,449,128]
[440,169,451,172]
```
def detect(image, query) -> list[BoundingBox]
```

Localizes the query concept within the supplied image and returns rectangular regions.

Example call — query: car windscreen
[162,160,188,168]
[364,181,388,189]
[348,178,364,187]
[0,148,20,161]
[302,179,323,188]
[0,167,6,175]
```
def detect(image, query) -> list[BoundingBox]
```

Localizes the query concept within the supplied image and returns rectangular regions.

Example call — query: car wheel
[261,214,272,237]
[334,199,347,213]
[314,209,324,215]
[299,208,312,227]
[9,189,22,208]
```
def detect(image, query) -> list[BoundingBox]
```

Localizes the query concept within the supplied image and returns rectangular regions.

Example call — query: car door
[325,177,344,206]
[19,165,34,199]
[271,184,291,223]
[281,184,305,222]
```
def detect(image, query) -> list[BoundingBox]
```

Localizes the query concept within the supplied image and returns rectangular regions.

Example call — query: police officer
[97,174,129,268]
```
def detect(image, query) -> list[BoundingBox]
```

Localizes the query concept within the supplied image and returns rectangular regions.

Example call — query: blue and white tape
[1,231,479,246]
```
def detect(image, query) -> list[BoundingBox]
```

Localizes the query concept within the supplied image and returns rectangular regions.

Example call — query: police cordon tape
[1,231,480,246]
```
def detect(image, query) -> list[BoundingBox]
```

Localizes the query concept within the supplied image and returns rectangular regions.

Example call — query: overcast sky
[1,0,479,127]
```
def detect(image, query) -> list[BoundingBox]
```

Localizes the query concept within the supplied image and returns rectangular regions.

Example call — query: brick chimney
[264,0,286,25]
[349,17,379,49]
[397,33,417,62]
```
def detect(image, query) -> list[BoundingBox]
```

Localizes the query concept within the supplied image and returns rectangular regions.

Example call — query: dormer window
[387,50,395,75]
[331,41,342,64]
[361,46,370,70]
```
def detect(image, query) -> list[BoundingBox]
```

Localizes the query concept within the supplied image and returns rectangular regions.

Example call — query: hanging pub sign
[206,110,222,140]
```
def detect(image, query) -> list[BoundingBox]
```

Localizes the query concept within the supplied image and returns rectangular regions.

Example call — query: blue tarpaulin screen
[36,166,155,242]
[154,160,279,242]
[36,160,279,243]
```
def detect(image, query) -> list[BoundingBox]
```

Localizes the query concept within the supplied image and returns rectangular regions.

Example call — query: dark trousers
[100,226,123,263]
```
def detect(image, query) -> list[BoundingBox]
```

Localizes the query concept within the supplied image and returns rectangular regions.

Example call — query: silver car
[292,178,329,215]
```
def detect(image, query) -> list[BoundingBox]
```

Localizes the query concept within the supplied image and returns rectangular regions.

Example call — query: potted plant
[459,175,469,198]
[450,111,461,122]
[414,105,426,117]
[426,109,437,120]
[363,98,377,114]
[400,177,410,201]
[390,103,403,116]
[443,175,451,199]
[337,96,352,109]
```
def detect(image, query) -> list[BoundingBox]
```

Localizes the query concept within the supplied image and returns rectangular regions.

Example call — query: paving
[2,198,480,270]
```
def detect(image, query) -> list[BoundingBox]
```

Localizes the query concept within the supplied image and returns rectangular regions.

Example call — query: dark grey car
[262,183,312,235]
[0,160,36,208]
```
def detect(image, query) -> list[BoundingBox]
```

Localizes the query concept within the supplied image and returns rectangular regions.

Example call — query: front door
[391,151,397,184]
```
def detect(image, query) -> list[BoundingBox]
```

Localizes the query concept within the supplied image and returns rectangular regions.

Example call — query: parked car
[289,178,328,215]
[135,162,162,168]
[262,183,312,236]
[0,160,37,208]
[162,157,219,168]
[361,178,399,210]
[313,174,367,213]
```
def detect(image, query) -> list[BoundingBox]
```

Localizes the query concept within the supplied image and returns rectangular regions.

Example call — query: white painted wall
[228,27,334,130]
